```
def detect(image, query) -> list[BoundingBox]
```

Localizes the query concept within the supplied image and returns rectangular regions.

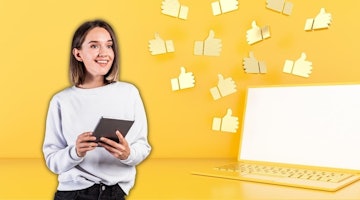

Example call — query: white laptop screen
[239,84,360,171]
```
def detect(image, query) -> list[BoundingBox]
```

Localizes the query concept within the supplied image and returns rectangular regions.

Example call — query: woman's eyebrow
[88,40,113,44]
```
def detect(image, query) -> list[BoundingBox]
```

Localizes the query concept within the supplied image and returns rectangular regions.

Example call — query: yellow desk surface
[1,158,360,200]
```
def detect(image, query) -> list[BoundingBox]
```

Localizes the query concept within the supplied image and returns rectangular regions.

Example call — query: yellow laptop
[192,84,360,191]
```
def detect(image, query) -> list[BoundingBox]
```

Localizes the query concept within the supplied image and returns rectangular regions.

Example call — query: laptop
[192,83,360,191]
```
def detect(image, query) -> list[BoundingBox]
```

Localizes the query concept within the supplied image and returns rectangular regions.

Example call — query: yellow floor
[1,158,360,200]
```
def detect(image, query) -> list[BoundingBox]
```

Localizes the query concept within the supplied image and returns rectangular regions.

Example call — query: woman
[43,19,151,200]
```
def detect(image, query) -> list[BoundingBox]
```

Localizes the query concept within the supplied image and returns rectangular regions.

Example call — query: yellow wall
[1,0,359,158]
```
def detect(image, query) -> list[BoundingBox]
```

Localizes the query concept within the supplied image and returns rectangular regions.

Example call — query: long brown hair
[69,19,120,86]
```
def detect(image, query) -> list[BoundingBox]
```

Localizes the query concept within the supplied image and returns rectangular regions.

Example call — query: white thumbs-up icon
[283,52,312,78]
[212,108,239,133]
[304,8,332,31]
[194,30,222,56]
[171,67,195,91]
[148,33,175,55]
[211,0,239,16]
[210,74,237,100]
[161,0,189,20]
[243,52,267,74]
[246,21,271,45]
[266,0,293,15]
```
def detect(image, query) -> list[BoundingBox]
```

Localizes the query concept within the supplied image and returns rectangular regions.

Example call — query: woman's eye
[107,45,113,49]
[90,45,98,49]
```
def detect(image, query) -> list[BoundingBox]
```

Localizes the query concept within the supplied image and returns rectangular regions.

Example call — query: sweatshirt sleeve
[120,86,151,166]
[42,96,84,174]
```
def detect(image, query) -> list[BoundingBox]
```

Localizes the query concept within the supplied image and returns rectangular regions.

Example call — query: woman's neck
[78,78,106,89]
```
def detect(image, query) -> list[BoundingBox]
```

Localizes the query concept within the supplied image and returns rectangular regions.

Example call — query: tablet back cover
[93,117,134,143]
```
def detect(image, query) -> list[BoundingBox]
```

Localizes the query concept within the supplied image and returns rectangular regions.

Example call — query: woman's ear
[73,48,83,62]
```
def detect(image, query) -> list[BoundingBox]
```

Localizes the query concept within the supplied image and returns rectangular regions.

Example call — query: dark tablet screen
[93,117,134,143]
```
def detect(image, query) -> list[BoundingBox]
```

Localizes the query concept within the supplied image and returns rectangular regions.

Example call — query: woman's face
[74,27,115,81]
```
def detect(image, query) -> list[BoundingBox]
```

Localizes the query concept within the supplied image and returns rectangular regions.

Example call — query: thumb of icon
[224,108,232,118]
[206,30,215,40]
[217,74,227,88]
[180,66,186,74]
[251,21,259,30]
[154,33,162,40]
[317,8,326,17]
[249,51,256,59]
[217,74,225,83]
[296,52,307,62]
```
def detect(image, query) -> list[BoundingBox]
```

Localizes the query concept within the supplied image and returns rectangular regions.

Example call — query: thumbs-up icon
[171,67,195,91]
[266,0,293,15]
[246,21,271,45]
[243,52,267,74]
[304,8,332,31]
[194,30,222,56]
[148,33,175,55]
[211,0,239,16]
[161,0,189,20]
[210,74,237,100]
[212,108,239,133]
[283,52,312,78]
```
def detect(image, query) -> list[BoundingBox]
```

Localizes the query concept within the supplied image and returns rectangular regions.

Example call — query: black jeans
[54,184,126,200]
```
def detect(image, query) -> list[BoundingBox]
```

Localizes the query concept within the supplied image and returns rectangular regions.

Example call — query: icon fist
[194,30,222,56]
[266,0,293,15]
[161,0,189,20]
[210,74,237,100]
[246,21,271,45]
[304,8,332,31]
[212,108,239,133]
[148,33,175,55]
[211,0,239,16]
[171,67,195,91]
[243,52,267,74]
[283,52,312,78]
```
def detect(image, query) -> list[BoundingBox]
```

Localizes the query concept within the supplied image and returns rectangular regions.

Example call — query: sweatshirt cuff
[69,145,84,161]
[121,149,136,165]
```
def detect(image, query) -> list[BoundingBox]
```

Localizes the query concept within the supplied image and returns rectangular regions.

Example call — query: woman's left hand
[99,130,130,160]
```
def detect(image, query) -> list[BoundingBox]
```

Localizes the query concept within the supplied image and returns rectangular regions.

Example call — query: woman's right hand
[76,132,98,157]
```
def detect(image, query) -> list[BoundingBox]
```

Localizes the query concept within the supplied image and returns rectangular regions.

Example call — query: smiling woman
[42,19,151,200]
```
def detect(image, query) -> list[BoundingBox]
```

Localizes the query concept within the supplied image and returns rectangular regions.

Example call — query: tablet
[93,117,134,143]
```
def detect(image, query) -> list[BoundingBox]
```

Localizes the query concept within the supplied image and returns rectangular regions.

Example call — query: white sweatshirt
[42,81,151,194]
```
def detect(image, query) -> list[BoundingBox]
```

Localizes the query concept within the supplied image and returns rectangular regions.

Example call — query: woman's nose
[98,46,109,57]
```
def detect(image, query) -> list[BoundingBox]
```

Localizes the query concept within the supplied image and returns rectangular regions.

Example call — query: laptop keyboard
[214,163,353,183]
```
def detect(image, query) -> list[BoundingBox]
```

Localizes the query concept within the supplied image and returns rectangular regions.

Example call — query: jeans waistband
[55,183,126,200]
[89,183,126,199]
